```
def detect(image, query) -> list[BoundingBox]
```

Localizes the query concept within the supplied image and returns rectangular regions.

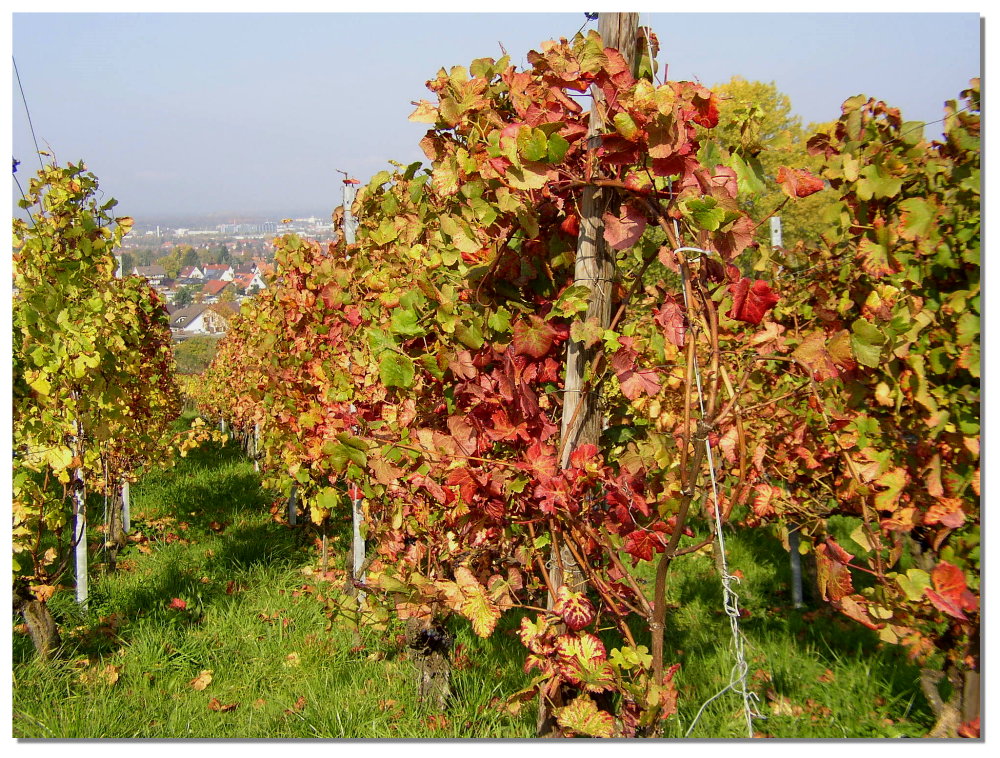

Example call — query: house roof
[201,279,231,297]
[232,273,257,288]
[202,264,233,281]
[179,266,202,277]
[134,265,167,278]
[169,304,209,329]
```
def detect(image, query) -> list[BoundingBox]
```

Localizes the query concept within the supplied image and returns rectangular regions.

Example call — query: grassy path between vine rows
[12,433,935,738]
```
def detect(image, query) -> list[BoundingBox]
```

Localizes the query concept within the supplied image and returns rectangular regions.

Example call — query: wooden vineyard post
[540,11,640,736]
[555,8,639,590]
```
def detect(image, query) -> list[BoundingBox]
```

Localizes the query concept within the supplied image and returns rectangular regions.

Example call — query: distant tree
[217,244,231,264]
[178,245,199,269]
[173,335,220,375]
[134,247,158,266]
[219,286,236,303]
[172,284,200,307]
[156,250,181,279]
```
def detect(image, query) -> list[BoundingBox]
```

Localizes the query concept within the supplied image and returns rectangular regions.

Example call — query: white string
[675,245,764,738]
[640,14,662,86]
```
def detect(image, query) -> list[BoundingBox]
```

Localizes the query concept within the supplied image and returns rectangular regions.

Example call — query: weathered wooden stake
[541,11,640,736]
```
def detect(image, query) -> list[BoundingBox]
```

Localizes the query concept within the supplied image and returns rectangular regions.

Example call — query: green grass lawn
[12,433,934,738]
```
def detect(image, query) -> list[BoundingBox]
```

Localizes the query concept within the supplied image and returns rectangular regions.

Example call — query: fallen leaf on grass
[285,652,301,667]
[253,699,267,710]
[79,663,122,686]
[208,698,239,712]
[425,714,449,731]
[767,690,804,717]
[284,696,307,714]
[169,598,187,610]
[818,668,835,683]
[189,670,213,690]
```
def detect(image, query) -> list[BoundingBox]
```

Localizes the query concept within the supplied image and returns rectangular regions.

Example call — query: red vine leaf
[610,340,661,401]
[815,539,854,602]
[553,585,596,631]
[923,498,966,529]
[776,166,825,198]
[653,296,686,347]
[554,631,615,692]
[568,443,599,470]
[925,561,978,620]
[603,202,647,250]
[513,316,558,359]
[623,522,669,562]
[727,278,780,325]
[958,718,981,738]
[751,484,781,518]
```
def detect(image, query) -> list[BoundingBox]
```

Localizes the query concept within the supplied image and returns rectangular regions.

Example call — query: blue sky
[9,8,983,221]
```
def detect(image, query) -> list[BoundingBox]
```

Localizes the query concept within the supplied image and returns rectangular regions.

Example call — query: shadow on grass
[15,438,322,662]
[653,526,932,729]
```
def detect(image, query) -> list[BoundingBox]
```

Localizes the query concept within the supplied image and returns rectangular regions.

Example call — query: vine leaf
[776,166,825,198]
[815,539,854,602]
[622,521,669,562]
[653,296,686,347]
[513,316,558,359]
[602,202,647,250]
[453,566,501,637]
[610,338,661,401]
[553,585,595,631]
[925,561,978,620]
[554,695,615,738]
[727,277,779,325]
[379,352,415,389]
[554,631,615,692]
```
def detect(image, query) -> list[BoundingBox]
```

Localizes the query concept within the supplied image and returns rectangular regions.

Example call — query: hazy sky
[10,8,982,222]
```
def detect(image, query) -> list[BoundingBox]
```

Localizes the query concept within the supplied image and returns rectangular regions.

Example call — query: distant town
[119,213,338,343]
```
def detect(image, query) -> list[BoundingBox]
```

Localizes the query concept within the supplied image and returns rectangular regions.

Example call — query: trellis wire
[676,244,764,738]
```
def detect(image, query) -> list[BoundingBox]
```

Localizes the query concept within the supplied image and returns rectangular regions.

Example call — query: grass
[12,431,934,738]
